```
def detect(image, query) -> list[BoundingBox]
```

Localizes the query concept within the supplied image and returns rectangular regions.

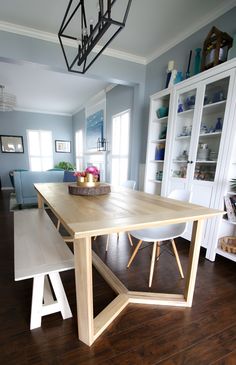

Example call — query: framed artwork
[0,135,24,153]
[55,140,71,153]
[86,109,104,150]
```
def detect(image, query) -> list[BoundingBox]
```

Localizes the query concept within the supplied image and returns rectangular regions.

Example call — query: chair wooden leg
[156,243,160,261]
[171,239,184,278]
[127,239,143,268]
[105,235,110,252]
[128,233,134,246]
[57,219,60,231]
[149,241,157,287]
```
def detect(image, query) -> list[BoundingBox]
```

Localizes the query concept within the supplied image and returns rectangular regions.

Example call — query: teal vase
[194,48,201,75]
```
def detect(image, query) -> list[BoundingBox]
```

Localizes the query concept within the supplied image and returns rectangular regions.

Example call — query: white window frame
[27,129,53,171]
[111,109,131,185]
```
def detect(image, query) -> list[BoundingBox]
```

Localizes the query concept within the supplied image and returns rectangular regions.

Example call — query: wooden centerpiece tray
[68,182,111,196]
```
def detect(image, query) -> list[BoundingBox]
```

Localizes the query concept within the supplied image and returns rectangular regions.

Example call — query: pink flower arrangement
[74,166,100,181]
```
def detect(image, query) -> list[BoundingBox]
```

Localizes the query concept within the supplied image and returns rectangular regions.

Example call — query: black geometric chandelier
[58,0,132,74]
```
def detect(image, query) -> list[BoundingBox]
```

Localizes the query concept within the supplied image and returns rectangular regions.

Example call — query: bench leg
[49,272,72,320]
[30,273,72,330]
[30,275,44,330]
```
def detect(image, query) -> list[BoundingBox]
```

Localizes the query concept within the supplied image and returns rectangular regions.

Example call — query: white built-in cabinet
[144,58,236,262]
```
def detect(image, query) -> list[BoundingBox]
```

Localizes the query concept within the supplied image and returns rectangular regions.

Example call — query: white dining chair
[121,180,136,190]
[127,189,191,287]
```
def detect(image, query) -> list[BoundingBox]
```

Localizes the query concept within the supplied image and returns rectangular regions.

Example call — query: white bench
[14,209,74,330]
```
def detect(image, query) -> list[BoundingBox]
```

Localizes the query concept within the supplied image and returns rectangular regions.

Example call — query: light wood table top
[34,182,222,239]
[34,182,223,347]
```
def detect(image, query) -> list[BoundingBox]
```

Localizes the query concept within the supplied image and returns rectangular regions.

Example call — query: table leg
[74,237,94,346]
[37,193,44,209]
[184,219,204,306]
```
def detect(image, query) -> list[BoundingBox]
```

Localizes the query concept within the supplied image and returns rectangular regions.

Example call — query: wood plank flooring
[0,190,236,365]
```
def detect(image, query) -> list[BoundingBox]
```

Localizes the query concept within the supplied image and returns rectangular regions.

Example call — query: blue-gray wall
[72,108,86,139]
[0,110,72,187]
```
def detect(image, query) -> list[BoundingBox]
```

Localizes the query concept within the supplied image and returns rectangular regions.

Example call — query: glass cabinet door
[193,76,229,182]
[170,88,197,180]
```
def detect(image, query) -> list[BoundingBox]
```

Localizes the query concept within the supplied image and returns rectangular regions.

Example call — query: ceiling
[0,0,235,115]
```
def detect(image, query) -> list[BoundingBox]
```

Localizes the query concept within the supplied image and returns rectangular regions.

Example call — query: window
[75,129,84,171]
[111,110,130,185]
[27,130,53,171]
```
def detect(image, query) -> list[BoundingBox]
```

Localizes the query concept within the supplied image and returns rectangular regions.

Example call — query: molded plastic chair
[63,170,77,182]
[127,189,191,287]
[121,180,136,190]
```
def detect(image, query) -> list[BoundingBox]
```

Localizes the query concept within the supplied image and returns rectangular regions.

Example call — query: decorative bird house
[201,26,233,71]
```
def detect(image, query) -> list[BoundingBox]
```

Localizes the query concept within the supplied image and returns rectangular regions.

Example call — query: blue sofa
[13,170,65,207]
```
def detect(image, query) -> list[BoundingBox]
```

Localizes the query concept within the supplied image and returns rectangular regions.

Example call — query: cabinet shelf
[199,131,222,138]
[151,139,166,143]
[216,247,236,262]
[177,109,194,116]
[149,179,162,184]
[172,159,188,163]
[202,100,226,115]
[223,217,236,226]
[175,135,191,140]
[196,160,217,163]
[153,117,168,124]
[171,176,186,180]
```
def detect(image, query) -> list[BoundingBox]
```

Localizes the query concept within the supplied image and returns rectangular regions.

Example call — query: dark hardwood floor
[0,189,236,365]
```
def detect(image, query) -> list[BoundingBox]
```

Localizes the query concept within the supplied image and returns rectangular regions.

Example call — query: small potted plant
[54,161,75,171]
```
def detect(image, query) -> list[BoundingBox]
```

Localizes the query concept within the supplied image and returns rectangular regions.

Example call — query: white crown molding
[0,1,234,68]
[0,21,59,44]
[0,21,146,65]
[147,1,236,64]
[14,106,72,117]
[98,46,146,65]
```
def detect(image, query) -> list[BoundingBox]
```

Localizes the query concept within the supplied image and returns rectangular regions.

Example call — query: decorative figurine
[178,103,184,113]
[215,117,223,131]
[194,48,201,75]
[185,50,192,79]
[165,60,175,88]
[201,26,233,71]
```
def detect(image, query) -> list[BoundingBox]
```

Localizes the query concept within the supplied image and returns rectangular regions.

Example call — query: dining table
[34,182,223,346]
